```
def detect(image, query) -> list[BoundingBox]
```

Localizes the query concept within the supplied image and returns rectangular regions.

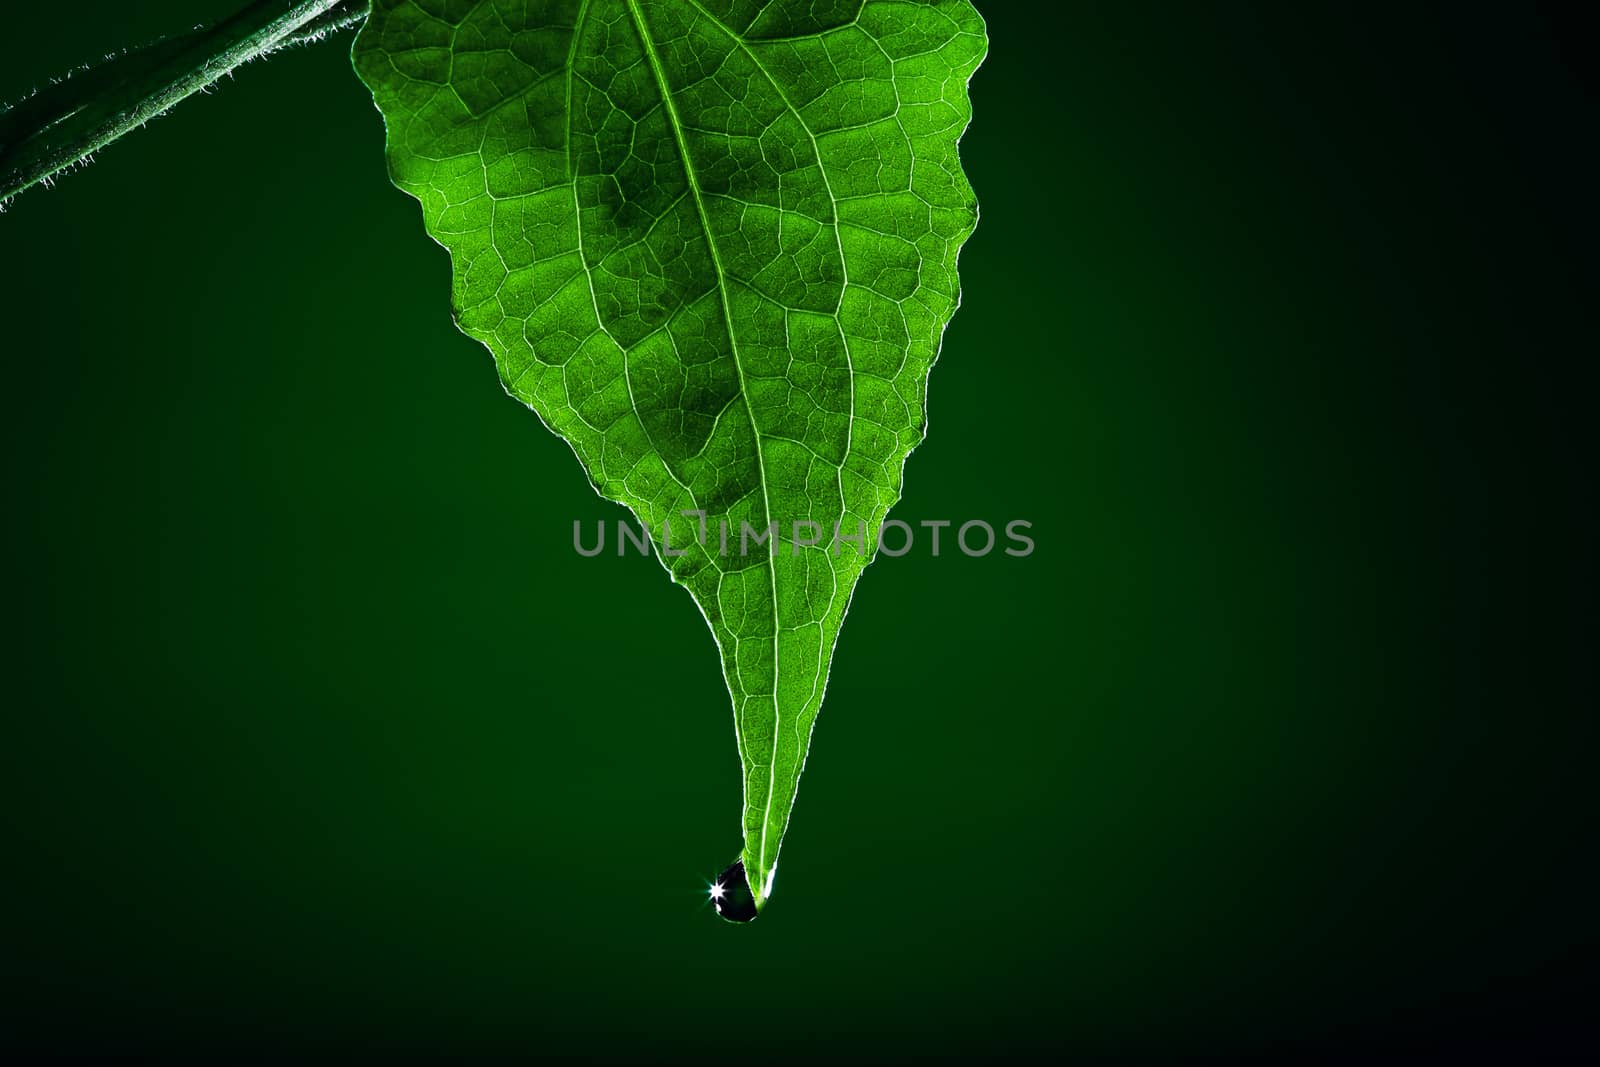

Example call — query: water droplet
[712,859,758,923]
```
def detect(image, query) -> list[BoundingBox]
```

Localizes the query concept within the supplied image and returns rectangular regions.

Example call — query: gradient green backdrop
[3,2,1593,1060]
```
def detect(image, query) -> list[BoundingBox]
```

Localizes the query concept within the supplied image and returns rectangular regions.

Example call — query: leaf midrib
[683,0,860,823]
[622,0,783,897]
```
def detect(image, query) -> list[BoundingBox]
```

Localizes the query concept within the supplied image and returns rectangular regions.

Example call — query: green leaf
[353,0,984,918]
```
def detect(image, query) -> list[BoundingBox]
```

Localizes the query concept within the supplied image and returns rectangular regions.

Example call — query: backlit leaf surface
[354,0,984,915]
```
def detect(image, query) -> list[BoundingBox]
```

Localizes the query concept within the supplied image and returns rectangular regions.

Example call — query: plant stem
[0,0,368,207]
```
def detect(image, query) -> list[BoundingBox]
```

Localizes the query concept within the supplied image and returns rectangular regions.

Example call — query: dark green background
[3,1,1593,1060]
